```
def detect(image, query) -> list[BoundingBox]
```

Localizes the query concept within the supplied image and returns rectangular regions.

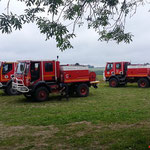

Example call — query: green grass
[89,68,104,75]
[0,75,150,150]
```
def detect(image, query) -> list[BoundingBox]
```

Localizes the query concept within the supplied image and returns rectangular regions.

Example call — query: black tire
[5,84,19,95]
[34,87,49,102]
[109,78,119,87]
[76,84,89,97]
[138,78,149,88]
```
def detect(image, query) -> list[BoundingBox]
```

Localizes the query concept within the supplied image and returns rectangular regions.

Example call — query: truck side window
[107,63,113,71]
[25,64,30,75]
[31,62,40,81]
[45,63,53,72]
[124,63,129,72]
[2,64,12,74]
[116,63,121,69]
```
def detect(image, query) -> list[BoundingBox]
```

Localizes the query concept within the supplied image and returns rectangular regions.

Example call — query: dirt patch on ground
[0,123,60,150]
[1,121,149,139]
[69,121,92,126]
[68,120,150,130]
[104,121,150,130]
[1,121,150,150]
[0,123,59,139]
[66,120,150,139]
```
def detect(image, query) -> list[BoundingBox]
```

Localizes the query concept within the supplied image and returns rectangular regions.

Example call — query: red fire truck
[104,61,150,88]
[0,62,18,95]
[12,60,99,101]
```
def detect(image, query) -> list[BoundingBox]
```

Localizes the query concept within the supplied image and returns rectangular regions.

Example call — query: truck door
[30,62,40,82]
[1,63,13,82]
[124,62,129,75]
[115,63,123,75]
[105,63,114,77]
[43,61,55,81]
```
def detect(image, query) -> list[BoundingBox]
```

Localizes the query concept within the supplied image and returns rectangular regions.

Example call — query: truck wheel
[6,84,19,95]
[109,78,118,87]
[138,78,149,88]
[76,84,89,97]
[34,87,49,102]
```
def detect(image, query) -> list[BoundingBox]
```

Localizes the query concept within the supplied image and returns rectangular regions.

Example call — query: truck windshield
[107,63,113,71]
[17,62,25,74]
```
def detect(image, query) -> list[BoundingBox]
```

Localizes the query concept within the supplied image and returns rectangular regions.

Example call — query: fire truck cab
[104,61,150,88]
[12,60,99,101]
[0,62,18,95]
[104,62,129,86]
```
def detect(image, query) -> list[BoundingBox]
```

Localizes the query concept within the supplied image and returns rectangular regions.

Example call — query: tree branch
[7,0,11,15]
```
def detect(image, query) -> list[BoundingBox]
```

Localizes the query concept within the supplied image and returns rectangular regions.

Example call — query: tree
[0,0,147,51]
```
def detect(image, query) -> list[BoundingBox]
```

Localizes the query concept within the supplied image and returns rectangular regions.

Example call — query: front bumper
[0,82,3,88]
[12,79,29,93]
[90,80,100,88]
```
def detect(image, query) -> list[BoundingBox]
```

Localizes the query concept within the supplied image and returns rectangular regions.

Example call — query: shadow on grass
[102,84,140,89]
[0,92,21,97]
[0,90,22,96]
[0,92,8,96]
[16,94,80,104]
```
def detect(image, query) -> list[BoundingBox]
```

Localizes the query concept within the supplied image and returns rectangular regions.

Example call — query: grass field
[0,76,150,150]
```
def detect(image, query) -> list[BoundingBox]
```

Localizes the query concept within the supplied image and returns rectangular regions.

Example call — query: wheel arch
[32,81,51,93]
[6,79,12,87]
[140,77,150,81]
[108,76,119,82]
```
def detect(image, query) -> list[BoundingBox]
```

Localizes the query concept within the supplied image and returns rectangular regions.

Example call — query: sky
[0,1,150,67]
